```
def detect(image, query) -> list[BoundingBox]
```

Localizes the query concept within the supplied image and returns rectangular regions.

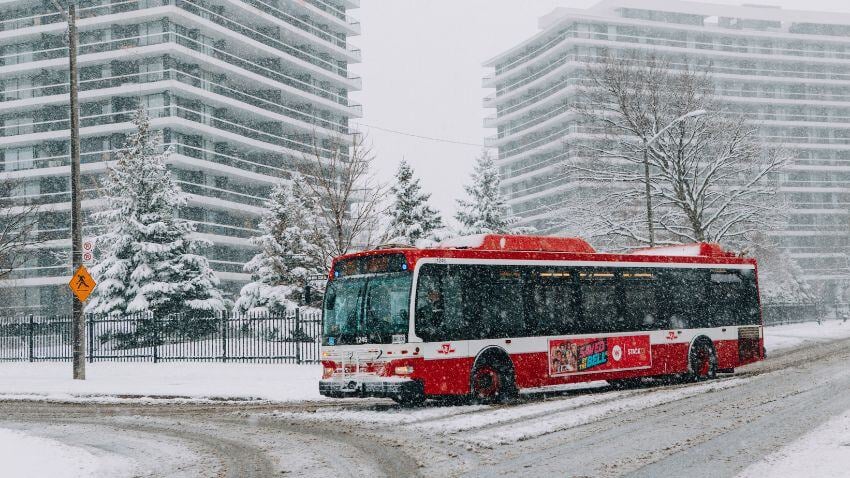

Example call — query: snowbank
[764,319,850,353]
[0,362,324,403]
[0,428,100,478]
[737,409,850,478]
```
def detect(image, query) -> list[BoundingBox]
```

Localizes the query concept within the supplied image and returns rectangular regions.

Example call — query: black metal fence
[762,302,849,326]
[0,309,322,363]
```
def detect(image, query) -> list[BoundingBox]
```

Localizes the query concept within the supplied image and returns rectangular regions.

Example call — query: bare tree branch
[299,132,388,266]
[559,52,788,249]
[0,176,42,280]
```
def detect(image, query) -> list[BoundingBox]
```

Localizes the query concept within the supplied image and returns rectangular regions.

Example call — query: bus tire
[470,348,517,403]
[609,378,643,390]
[392,382,426,407]
[688,338,717,382]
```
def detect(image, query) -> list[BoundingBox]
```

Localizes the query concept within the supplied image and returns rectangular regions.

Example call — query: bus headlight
[323,367,335,378]
[394,366,414,375]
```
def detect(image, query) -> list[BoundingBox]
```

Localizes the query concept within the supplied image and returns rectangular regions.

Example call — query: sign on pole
[82,239,95,265]
[69,265,96,302]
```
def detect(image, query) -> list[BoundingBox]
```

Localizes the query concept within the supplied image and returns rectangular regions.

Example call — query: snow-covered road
[0,428,104,478]
[1,320,850,477]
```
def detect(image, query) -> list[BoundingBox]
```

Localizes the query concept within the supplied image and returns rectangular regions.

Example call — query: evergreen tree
[386,160,443,244]
[455,150,512,234]
[87,108,225,321]
[236,176,327,314]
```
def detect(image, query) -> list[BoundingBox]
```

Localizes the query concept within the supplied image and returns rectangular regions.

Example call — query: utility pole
[53,0,84,379]
[69,3,84,381]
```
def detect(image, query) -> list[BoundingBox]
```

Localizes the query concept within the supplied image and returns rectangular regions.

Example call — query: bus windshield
[323,272,412,345]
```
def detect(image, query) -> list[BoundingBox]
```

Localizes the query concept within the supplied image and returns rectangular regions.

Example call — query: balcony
[1,102,345,160]
[1,29,355,107]
[0,0,356,56]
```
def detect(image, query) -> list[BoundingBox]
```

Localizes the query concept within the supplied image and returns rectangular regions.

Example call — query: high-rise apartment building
[484,0,850,301]
[0,0,361,314]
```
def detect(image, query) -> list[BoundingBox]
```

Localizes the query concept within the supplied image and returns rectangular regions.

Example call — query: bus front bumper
[319,377,422,399]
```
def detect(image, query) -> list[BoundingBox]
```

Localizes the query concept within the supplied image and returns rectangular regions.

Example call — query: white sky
[350,0,850,225]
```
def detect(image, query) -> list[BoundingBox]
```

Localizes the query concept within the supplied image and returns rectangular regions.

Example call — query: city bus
[319,234,764,405]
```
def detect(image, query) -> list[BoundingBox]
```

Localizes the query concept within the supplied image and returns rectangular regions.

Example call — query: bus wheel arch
[469,346,518,402]
[687,336,717,381]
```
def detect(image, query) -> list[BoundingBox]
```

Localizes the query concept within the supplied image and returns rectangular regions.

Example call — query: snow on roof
[631,244,703,256]
[437,234,488,249]
[629,243,734,257]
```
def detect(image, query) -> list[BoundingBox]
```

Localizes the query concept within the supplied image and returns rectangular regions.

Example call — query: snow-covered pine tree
[455,150,513,235]
[235,175,327,315]
[385,160,443,245]
[87,107,226,324]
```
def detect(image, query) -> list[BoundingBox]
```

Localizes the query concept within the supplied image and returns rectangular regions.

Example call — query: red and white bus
[319,234,764,404]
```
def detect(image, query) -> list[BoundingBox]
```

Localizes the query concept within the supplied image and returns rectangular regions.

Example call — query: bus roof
[329,234,755,277]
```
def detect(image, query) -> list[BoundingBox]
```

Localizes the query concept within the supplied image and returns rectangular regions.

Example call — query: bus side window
[577,269,619,333]
[659,269,708,329]
[708,269,753,327]
[621,270,657,331]
[475,266,525,339]
[740,269,761,325]
[414,264,445,341]
[527,268,576,336]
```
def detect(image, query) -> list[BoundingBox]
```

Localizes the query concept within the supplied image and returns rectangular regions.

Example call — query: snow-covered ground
[0,319,846,404]
[737,409,850,478]
[0,428,103,478]
[0,362,323,403]
[764,318,850,353]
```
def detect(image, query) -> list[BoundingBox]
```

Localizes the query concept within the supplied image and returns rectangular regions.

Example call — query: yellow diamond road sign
[69,265,96,302]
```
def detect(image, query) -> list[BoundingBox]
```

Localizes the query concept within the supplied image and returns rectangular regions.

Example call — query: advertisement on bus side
[548,335,652,376]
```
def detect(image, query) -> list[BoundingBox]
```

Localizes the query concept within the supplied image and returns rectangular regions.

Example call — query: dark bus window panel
[578,269,619,333]
[527,269,577,336]
[414,264,469,341]
[621,270,657,331]
[476,266,525,339]
[658,269,708,329]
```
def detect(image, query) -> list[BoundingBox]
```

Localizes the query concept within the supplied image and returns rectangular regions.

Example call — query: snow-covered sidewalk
[0,428,102,478]
[0,362,324,403]
[0,319,847,403]
[737,408,850,478]
[764,318,850,353]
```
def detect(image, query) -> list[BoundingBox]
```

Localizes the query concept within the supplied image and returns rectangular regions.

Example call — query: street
[2,335,849,477]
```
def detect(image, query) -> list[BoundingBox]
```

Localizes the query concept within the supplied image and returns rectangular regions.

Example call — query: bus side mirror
[325,289,335,309]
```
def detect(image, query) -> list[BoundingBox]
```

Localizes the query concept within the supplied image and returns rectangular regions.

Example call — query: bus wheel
[470,362,516,403]
[688,340,717,381]
[471,365,502,403]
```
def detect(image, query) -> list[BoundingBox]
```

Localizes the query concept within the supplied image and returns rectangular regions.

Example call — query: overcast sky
[350,0,850,225]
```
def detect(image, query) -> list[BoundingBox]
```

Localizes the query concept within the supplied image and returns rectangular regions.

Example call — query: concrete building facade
[0,0,361,314]
[484,0,850,301]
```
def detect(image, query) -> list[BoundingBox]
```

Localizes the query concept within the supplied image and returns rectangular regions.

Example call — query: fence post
[295,307,301,365]
[27,315,34,363]
[152,312,159,363]
[87,314,94,363]
[221,311,227,363]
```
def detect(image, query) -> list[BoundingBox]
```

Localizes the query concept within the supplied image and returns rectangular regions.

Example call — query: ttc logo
[666,331,679,341]
[437,343,455,354]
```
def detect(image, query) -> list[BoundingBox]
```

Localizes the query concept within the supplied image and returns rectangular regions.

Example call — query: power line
[352,122,488,148]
